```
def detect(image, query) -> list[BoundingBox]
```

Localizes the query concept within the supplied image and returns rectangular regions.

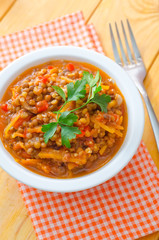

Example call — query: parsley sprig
[42,71,111,148]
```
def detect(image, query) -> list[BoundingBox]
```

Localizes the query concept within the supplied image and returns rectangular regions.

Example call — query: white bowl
[0,46,144,192]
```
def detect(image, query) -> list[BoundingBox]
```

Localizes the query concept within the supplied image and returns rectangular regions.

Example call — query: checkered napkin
[0,11,159,240]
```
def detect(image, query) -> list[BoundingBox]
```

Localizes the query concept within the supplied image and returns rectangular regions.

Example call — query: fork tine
[115,22,128,65]
[127,19,141,60]
[121,20,134,64]
[109,23,122,65]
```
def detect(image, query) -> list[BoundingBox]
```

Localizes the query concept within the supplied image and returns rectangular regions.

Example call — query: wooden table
[0,0,158,239]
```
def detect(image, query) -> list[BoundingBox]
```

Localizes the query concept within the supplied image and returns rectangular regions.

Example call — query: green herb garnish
[42,71,111,148]
[42,122,58,144]
[60,125,81,148]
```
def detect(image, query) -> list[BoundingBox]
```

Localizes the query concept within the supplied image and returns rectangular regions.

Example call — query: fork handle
[140,84,159,152]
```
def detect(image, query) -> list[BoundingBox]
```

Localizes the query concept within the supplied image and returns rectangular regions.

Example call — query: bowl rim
[0,46,144,192]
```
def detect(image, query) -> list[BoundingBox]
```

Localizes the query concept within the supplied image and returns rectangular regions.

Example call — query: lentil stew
[0,60,127,178]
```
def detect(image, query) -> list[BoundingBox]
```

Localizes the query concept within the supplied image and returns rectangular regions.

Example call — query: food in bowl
[0,60,127,178]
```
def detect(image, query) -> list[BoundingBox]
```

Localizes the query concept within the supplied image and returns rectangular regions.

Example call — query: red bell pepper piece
[77,130,85,138]
[37,100,49,113]
[66,63,75,71]
[39,76,48,84]
[48,66,53,69]
[1,104,8,112]
[77,126,91,138]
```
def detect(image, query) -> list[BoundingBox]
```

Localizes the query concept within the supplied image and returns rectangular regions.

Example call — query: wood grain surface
[0,0,16,20]
[0,0,158,239]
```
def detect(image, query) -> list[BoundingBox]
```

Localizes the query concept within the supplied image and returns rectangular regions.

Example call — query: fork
[109,20,159,152]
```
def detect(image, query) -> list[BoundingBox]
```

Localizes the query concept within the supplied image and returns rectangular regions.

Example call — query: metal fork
[109,20,159,152]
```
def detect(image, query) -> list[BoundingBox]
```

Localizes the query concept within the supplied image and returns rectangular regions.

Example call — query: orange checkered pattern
[0,12,159,240]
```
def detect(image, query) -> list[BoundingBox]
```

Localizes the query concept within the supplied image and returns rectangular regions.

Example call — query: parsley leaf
[91,93,111,113]
[91,85,102,98]
[82,70,99,87]
[60,124,81,148]
[41,70,111,148]
[58,111,78,126]
[91,76,102,98]
[52,86,66,101]
[42,122,58,143]
[67,79,87,102]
